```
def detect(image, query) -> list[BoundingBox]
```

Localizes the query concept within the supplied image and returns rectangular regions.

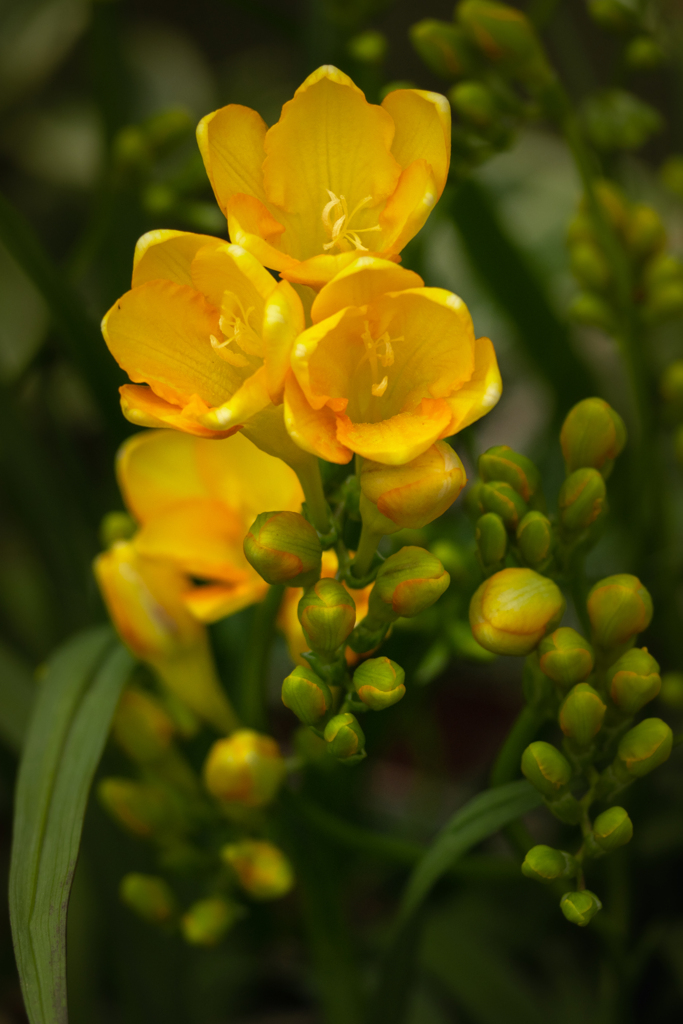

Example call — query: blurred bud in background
[221,840,294,900]
[181,898,241,946]
[410,19,478,77]
[119,873,177,926]
[203,731,286,808]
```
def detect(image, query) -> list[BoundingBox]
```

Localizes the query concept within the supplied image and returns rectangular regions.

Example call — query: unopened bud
[570,240,611,291]
[587,574,653,651]
[617,717,672,778]
[569,292,616,333]
[517,511,553,569]
[119,873,176,925]
[625,204,665,258]
[181,897,240,946]
[560,890,602,927]
[359,442,466,534]
[560,398,627,477]
[478,480,527,529]
[584,89,662,152]
[323,713,366,763]
[538,628,594,688]
[348,29,387,64]
[470,568,565,656]
[644,252,683,291]
[592,806,633,851]
[450,80,498,127]
[370,547,450,621]
[298,579,355,655]
[645,281,683,320]
[660,671,683,710]
[608,647,661,715]
[98,778,184,838]
[281,665,333,725]
[476,512,507,571]
[661,156,683,200]
[521,741,572,798]
[587,0,638,30]
[522,845,576,883]
[457,0,553,87]
[410,19,478,77]
[112,688,175,764]
[559,468,606,533]
[660,360,683,415]
[354,657,406,710]
[221,840,294,900]
[559,683,606,746]
[478,445,540,503]
[203,730,286,807]
[244,511,322,588]
[100,510,136,547]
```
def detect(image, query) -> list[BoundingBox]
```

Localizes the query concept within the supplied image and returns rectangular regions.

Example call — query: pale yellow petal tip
[296,65,359,95]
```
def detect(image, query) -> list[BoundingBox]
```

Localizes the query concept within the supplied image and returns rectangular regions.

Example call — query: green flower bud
[569,292,616,333]
[559,683,606,746]
[450,80,498,127]
[324,713,366,764]
[521,741,572,798]
[410,19,477,77]
[478,480,527,529]
[457,0,553,88]
[661,156,683,200]
[583,89,662,153]
[558,468,606,533]
[347,29,387,64]
[521,845,576,883]
[538,628,594,688]
[181,897,240,946]
[593,806,633,851]
[112,688,175,764]
[298,579,356,655]
[244,511,322,588]
[617,717,672,778]
[517,512,553,569]
[221,840,294,900]
[660,671,683,710]
[354,657,406,710]
[478,445,540,503]
[570,240,611,291]
[608,647,661,715]
[560,890,602,927]
[98,778,184,839]
[560,398,627,477]
[100,510,136,547]
[587,574,653,651]
[119,873,176,925]
[645,281,683,321]
[625,204,665,258]
[587,0,638,30]
[660,360,683,415]
[281,665,333,726]
[370,546,450,621]
[476,512,507,571]
[470,568,565,656]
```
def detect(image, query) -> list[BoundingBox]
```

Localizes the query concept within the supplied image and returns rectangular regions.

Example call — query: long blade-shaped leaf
[9,626,134,1024]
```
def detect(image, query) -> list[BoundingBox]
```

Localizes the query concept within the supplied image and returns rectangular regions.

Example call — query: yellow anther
[372,376,389,397]
[212,293,264,367]
[322,191,381,253]
[358,322,400,398]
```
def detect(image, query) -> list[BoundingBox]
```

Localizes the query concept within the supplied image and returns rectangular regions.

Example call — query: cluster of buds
[586,0,665,71]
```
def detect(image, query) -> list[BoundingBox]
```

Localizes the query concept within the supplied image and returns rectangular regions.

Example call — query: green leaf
[9,626,134,1024]
[0,639,35,752]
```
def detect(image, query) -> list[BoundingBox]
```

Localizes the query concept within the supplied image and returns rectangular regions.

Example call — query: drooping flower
[197,65,451,288]
[283,257,502,465]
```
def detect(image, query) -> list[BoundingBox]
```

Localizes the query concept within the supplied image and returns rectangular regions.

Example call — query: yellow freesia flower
[197,65,451,288]
[283,257,502,465]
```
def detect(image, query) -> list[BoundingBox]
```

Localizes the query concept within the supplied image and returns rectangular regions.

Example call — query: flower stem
[351,522,382,579]
[295,457,331,534]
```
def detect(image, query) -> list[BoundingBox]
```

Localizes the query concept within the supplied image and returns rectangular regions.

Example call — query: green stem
[238,585,284,729]
[295,458,331,534]
[489,702,546,787]
[351,521,382,578]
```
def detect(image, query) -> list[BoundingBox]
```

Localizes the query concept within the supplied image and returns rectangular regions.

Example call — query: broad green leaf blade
[0,639,35,752]
[9,626,134,1024]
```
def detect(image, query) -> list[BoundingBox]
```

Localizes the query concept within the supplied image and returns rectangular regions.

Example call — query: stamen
[372,376,389,397]
[212,293,264,367]
[356,322,402,398]
[321,190,381,253]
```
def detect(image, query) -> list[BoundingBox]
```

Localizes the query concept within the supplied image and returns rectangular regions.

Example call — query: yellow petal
[335,399,452,464]
[445,336,502,434]
[379,160,439,254]
[117,429,210,523]
[279,250,393,289]
[311,256,423,322]
[263,280,305,402]
[184,579,269,622]
[284,373,352,464]
[197,104,269,214]
[226,194,299,273]
[119,385,236,439]
[381,88,451,195]
[200,364,272,431]
[190,240,276,312]
[132,230,223,288]
[290,307,362,411]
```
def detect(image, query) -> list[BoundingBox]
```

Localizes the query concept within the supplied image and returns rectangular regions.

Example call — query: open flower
[283,257,501,465]
[115,428,303,622]
[102,230,304,437]
[197,65,451,288]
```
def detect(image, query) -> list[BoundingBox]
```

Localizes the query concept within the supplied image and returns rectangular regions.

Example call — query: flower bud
[478,480,527,529]
[587,574,653,651]
[359,442,467,534]
[298,579,356,655]
[470,568,565,656]
[587,0,638,30]
[625,203,665,258]
[521,845,576,884]
[569,292,616,333]
[560,398,627,477]
[593,806,633,851]
[244,511,322,588]
[98,778,184,838]
[560,890,602,927]
[660,671,683,710]
[112,689,175,764]
[203,730,286,808]
[370,547,450,621]
[661,156,683,200]
[348,29,387,64]
[517,511,553,569]
[353,657,406,710]
[100,510,136,547]
[323,713,366,764]
[608,647,661,715]
[281,665,333,726]
[181,898,240,946]
[450,81,498,127]
[617,718,672,778]
[645,281,683,321]
[558,468,606,533]
[559,683,606,746]
[644,252,683,290]
[119,873,176,925]
[410,18,478,77]
[570,241,611,291]
[457,0,553,87]
[521,741,572,798]
[478,445,540,503]
[221,840,294,900]
[538,628,594,688]
[476,512,507,571]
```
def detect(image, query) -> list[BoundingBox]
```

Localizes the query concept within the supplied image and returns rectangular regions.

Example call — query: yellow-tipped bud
[112,688,175,764]
[359,442,466,534]
[478,445,540,503]
[298,579,356,655]
[517,511,553,570]
[353,657,406,710]
[558,468,606,533]
[119,873,176,925]
[221,840,294,900]
[370,547,450,621]
[478,480,527,529]
[410,18,478,77]
[538,628,594,688]
[521,741,572,798]
[560,890,602,927]
[469,568,565,656]
[97,778,185,838]
[587,574,653,651]
[203,730,286,808]
[560,398,627,477]
[608,647,661,715]
[323,713,366,764]
[617,717,673,778]
[593,806,633,851]
[559,683,606,746]
[457,0,553,87]
[522,845,576,884]
[181,897,240,946]
[281,665,333,726]
[476,512,507,572]
[243,511,322,588]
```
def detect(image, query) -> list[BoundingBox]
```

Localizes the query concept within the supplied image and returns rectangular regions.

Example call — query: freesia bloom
[197,65,451,288]
[114,428,303,622]
[284,257,501,465]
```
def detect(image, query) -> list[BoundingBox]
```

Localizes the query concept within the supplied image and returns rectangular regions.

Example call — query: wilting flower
[114,428,303,622]
[284,257,501,464]
[197,65,451,288]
